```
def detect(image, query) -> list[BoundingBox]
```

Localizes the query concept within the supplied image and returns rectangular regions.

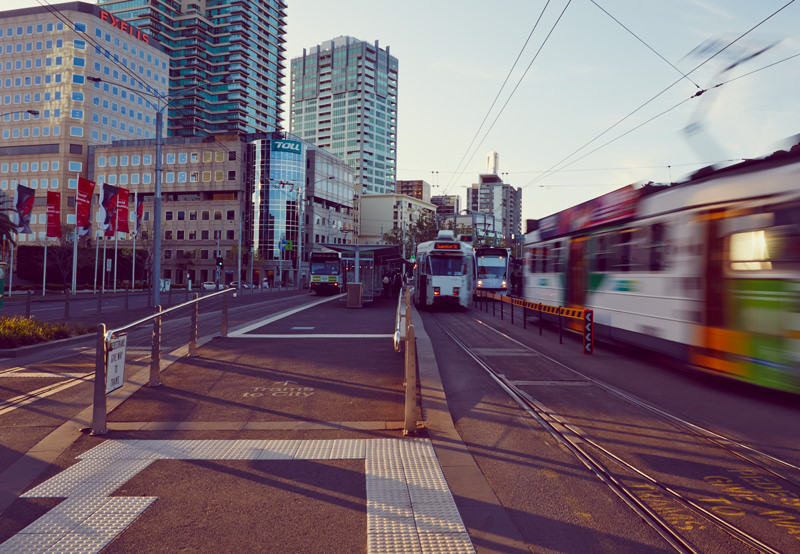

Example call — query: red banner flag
[14,184,34,234]
[46,191,61,238]
[116,187,130,234]
[76,177,95,234]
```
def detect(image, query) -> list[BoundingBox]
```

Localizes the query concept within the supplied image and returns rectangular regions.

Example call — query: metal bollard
[221,291,228,337]
[97,287,103,314]
[558,308,563,344]
[403,324,417,436]
[91,323,108,435]
[189,293,199,356]
[149,305,162,387]
[500,296,504,320]
[539,305,543,336]
[510,298,513,325]
[26,290,32,317]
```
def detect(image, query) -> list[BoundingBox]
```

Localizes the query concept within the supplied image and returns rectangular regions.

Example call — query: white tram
[413,230,476,309]
[523,151,800,394]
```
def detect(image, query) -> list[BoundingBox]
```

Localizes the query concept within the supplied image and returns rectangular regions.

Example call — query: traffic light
[216,256,223,267]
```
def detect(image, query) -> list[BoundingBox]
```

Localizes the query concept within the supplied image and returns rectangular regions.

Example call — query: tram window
[730,230,772,270]
[527,247,537,273]
[542,245,549,273]
[730,225,800,271]
[592,234,611,272]
[551,241,562,273]
[650,223,666,271]
[611,230,633,272]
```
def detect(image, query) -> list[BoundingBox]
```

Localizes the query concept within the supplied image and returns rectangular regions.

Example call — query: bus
[413,230,475,309]
[475,246,510,296]
[309,251,343,295]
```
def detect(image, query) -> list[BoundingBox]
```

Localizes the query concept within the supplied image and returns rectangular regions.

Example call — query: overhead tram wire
[442,0,554,194]
[444,0,574,196]
[523,0,797,189]
[590,0,701,90]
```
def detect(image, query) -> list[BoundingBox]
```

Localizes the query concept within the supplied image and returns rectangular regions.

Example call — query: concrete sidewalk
[0,293,524,553]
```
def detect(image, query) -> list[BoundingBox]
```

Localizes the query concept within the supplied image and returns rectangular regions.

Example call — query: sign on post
[106,333,128,393]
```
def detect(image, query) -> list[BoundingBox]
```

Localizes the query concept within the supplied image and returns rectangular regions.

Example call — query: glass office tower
[98,0,287,137]
[290,36,398,196]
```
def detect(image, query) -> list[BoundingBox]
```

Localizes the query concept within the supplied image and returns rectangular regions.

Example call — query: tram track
[431,312,800,554]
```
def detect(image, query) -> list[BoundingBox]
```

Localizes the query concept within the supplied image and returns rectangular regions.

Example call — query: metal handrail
[105,287,236,341]
[92,286,237,435]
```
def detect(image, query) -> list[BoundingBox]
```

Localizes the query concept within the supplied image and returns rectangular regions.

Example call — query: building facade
[359,194,435,255]
[0,1,169,247]
[430,194,460,221]
[98,0,287,137]
[466,173,522,247]
[289,36,398,198]
[396,179,430,203]
[87,132,353,289]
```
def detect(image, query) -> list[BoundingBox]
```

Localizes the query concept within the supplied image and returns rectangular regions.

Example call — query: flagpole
[93,229,99,292]
[113,207,119,293]
[72,173,79,295]
[42,238,47,297]
[131,189,137,289]
[102,235,107,293]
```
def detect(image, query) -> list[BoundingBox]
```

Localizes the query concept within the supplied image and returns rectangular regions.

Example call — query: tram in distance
[475,246,511,295]
[413,230,476,309]
[523,149,800,394]
[309,251,343,295]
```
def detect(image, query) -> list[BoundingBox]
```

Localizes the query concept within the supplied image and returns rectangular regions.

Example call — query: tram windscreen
[428,255,465,276]
[477,258,507,278]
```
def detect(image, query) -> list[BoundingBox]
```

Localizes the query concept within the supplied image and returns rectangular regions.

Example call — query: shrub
[0,316,87,349]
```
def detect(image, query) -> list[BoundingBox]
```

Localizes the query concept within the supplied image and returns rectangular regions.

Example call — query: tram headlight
[434,287,440,296]
[477,280,483,287]
[501,280,507,288]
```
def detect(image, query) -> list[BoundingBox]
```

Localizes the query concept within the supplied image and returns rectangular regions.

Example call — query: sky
[6,0,800,222]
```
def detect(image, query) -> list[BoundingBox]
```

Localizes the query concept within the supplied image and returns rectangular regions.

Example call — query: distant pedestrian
[391,271,401,298]
[382,272,391,297]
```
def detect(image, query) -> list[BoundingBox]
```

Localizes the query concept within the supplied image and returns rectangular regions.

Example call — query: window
[189,211,197,221]
[178,211,185,221]
[226,230,235,240]
[214,211,222,221]
[201,230,209,240]
[202,211,209,221]
[226,210,235,221]
[228,171,236,181]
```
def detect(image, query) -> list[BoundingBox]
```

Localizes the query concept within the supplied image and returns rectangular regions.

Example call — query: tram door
[566,237,589,307]
[702,212,726,328]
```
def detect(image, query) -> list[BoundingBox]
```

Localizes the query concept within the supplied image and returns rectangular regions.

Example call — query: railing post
[97,286,103,314]
[500,296,504,320]
[64,289,70,320]
[510,298,514,325]
[91,324,108,435]
[539,304,543,336]
[492,295,496,317]
[523,302,527,329]
[222,290,229,337]
[189,293,199,356]
[558,308,563,344]
[26,290,32,317]
[404,324,417,436]
[149,305,162,387]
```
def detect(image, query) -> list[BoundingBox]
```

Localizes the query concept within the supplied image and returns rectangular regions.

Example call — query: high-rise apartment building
[396,180,430,203]
[290,36,398,197]
[98,0,287,137]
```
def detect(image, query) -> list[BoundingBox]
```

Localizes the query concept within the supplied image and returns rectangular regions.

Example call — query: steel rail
[435,315,788,554]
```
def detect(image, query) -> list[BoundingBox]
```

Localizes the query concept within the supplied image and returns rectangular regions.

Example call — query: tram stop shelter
[320,243,403,306]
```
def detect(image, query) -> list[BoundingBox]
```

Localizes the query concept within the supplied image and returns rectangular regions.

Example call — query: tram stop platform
[1,292,526,554]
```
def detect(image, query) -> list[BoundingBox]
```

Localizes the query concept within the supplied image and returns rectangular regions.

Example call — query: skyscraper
[290,36,398,196]
[98,0,287,137]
